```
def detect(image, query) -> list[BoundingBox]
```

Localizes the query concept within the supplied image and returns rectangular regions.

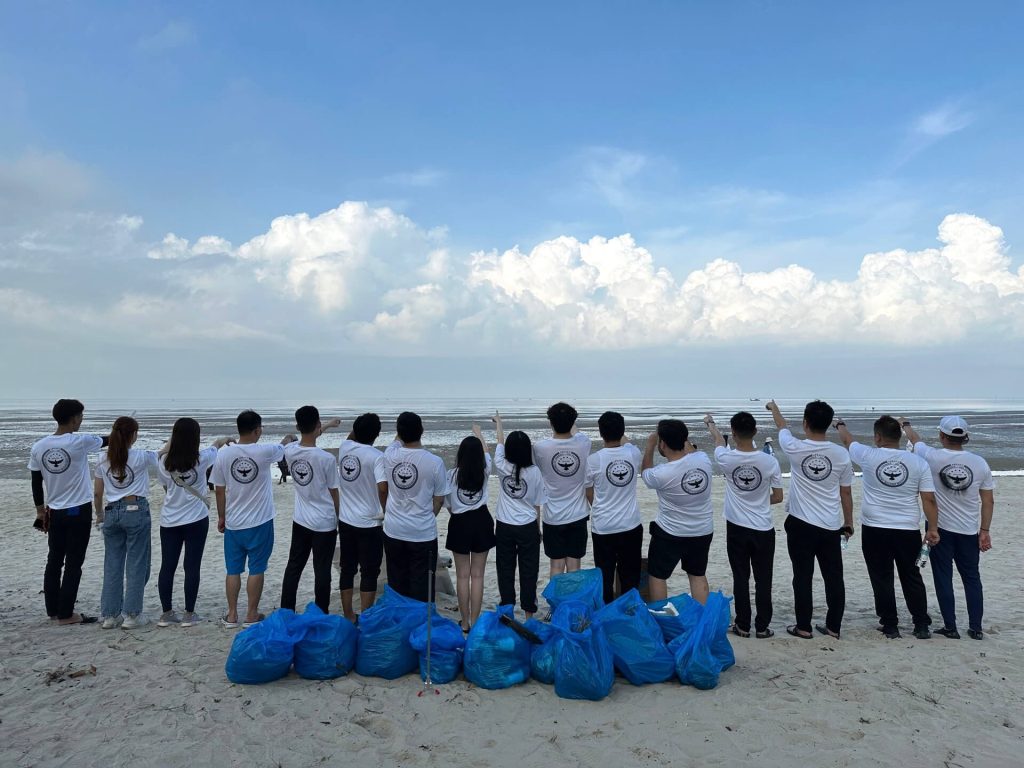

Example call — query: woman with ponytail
[93,416,159,630]
[154,418,233,627]
[491,412,548,620]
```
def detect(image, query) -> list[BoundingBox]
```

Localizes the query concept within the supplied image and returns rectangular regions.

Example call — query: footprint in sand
[352,713,399,741]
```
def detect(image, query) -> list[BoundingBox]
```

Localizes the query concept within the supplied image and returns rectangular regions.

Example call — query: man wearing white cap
[900,416,995,640]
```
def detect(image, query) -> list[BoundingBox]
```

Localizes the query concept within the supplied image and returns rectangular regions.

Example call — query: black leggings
[281,522,338,613]
[158,518,209,613]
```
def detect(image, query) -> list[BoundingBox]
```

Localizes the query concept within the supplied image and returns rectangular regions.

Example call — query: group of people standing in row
[30,397,995,642]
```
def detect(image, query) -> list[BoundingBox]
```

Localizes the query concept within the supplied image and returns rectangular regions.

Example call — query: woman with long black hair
[492,412,548,620]
[444,424,495,631]
[93,416,159,630]
[154,418,233,627]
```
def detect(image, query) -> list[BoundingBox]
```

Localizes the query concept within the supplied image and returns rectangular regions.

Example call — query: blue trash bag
[593,589,675,685]
[541,568,604,612]
[668,592,735,690]
[463,605,531,689]
[409,615,466,684]
[292,603,358,680]
[355,586,433,679]
[525,619,561,684]
[551,601,615,701]
[226,608,303,684]
[647,593,703,642]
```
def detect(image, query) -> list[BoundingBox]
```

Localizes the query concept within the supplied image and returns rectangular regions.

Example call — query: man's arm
[432,495,445,516]
[93,477,105,525]
[770,487,783,505]
[920,491,940,546]
[765,400,787,431]
[215,486,227,533]
[898,418,922,447]
[320,418,342,435]
[703,415,726,449]
[641,432,658,472]
[377,481,389,514]
[840,485,854,536]
[212,436,235,449]
[329,487,340,517]
[979,489,994,552]
[585,486,595,505]
[834,420,854,449]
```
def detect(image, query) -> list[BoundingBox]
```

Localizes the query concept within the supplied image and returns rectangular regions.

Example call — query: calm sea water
[2,397,1023,480]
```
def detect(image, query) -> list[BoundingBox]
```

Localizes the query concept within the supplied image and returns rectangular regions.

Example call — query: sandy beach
[1,474,1021,768]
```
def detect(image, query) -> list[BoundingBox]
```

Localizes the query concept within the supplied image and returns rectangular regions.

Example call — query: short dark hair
[730,411,757,440]
[598,411,625,442]
[547,402,578,434]
[352,413,382,445]
[52,399,84,425]
[803,400,834,433]
[657,419,688,451]
[943,433,968,446]
[874,415,901,443]
[237,410,262,435]
[295,405,320,435]
[396,411,424,443]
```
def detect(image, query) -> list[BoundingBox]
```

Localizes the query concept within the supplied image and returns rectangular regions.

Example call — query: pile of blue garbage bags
[225,569,735,699]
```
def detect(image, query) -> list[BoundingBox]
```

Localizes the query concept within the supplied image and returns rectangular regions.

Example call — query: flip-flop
[730,624,750,638]
[242,613,266,628]
[756,628,775,639]
[220,615,240,629]
[815,623,840,639]
[786,624,812,639]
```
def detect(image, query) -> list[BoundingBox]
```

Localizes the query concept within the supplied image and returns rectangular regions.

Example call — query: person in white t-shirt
[280,406,342,614]
[211,410,291,628]
[28,399,108,625]
[533,402,591,578]
[641,419,714,604]
[336,413,387,621]
[585,411,643,604]
[835,415,938,639]
[444,424,495,631]
[766,399,853,640]
[492,412,548,619]
[901,416,995,640]
[706,411,783,639]
[154,417,234,628]
[380,412,448,602]
[93,416,159,629]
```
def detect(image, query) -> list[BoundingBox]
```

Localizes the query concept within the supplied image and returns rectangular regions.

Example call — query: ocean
[3,397,1023,480]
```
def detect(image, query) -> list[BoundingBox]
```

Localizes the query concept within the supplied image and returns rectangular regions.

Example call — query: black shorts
[646,521,713,579]
[542,517,589,560]
[445,504,497,554]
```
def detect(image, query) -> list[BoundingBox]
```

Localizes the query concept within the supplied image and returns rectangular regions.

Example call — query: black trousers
[281,522,338,613]
[44,504,93,620]
[726,521,776,633]
[861,524,931,630]
[592,524,643,604]
[338,521,384,593]
[158,518,209,613]
[383,534,438,602]
[495,520,541,614]
[784,515,845,634]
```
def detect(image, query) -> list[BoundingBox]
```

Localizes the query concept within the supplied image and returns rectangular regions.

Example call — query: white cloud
[137,21,197,53]
[913,103,974,138]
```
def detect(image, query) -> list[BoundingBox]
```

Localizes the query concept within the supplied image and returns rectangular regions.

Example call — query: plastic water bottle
[840,535,849,552]
[762,437,775,456]
[916,543,931,568]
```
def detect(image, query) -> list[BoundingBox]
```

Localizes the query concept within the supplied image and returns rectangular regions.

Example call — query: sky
[1,1,1023,401]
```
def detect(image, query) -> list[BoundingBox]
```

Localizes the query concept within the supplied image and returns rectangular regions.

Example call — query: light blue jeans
[101,498,152,617]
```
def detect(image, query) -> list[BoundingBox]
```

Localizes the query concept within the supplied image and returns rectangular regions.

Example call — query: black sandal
[730,624,750,638]
[786,624,812,639]
[756,628,775,639]
[815,623,840,639]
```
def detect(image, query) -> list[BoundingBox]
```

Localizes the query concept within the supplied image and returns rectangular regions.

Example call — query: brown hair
[107,416,139,482]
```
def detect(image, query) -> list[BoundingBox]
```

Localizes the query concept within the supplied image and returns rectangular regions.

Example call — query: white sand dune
[1,475,1021,767]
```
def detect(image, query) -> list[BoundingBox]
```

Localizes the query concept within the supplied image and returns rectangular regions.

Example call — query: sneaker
[881,626,901,639]
[180,612,203,628]
[121,613,150,630]
[157,611,181,627]
[913,626,932,639]
[967,629,984,640]
[101,615,122,630]
[934,626,960,639]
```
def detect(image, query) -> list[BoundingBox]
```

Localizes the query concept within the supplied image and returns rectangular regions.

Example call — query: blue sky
[1,2,1023,398]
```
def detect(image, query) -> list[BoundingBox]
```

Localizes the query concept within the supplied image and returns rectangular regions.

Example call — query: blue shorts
[224,519,275,575]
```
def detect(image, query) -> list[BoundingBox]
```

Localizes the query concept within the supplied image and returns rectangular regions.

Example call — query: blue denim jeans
[930,527,983,633]
[101,498,152,617]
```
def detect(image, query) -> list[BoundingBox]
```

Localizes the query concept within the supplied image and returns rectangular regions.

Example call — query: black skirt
[445,504,497,554]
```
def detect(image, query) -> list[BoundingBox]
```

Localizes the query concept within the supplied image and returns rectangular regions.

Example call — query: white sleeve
[912,441,935,459]
[979,461,995,491]
[585,454,599,489]
[770,458,783,488]
[326,456,341,490]
[839,456,854,487]
[432,458,448,496]
[918,461,935,493]
[144,450,160,471]
[267,443,286,463]
[713,445,730,469]
[27,448,40,472]
[641,466,664,490]
[373,453,386,483]
[210,456,226,487]
[493,444,514,477]
[778,428,800,454]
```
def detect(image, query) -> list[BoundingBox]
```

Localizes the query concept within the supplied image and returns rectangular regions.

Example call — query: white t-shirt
[714,446,783,532]
[493,444,549,526]
[778,429,854,530]
[155,446,218,527]
[382,442,448,542]
[912,443,995,535]
[641,451,715,537]
[210,442,285,531]
[849,443,935,530]
[585,444,642,535]
[28,433,105,510]
[285,442,341,533]
[95,449,159,503]
[337,439,387,528]
[446,453,492,515]
[533,433,591,525]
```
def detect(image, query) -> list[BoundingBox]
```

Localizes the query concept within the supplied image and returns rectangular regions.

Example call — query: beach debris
[44,663,96,685]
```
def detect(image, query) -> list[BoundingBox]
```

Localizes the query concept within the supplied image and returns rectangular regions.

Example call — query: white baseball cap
[938,415,969,438]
